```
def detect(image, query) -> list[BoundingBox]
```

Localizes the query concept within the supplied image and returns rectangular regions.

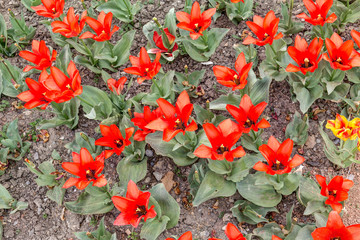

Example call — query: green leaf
[164,8,176,36]
[303,200,326,215]
[21,0,41,11]
[277,173,300,195]
[292,82,323,113]
[0,184,13,209]
[75,217,116,240]
[112,30,136,67]
[192,170,236,206]
[46,179,66,205]
[249,77,271,105]
[227,154,261,182]
[116,155,147,188]
[297,176,325,206]
[149,184,180,229]
[237,172,282,207]
[56,44,73,73]
[97,0,142,23]
[142,71,175,106]
[209,93,242,111]
[251,222,284,240]
[285,111,309,145]
[207,160,232,175]
[225,0,254,24]
[64,132,102,158]
[140,216,170,240]
[80,85,113,120]
[231,200,278,225]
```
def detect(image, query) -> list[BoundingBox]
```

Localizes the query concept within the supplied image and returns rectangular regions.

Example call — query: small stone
[26,181,30,185]
[153,172,163,181]
[200,231,209,238]
[144,177,151,184]
[222,213,232,222]
[33,152,39,160]
[145,149,154,157]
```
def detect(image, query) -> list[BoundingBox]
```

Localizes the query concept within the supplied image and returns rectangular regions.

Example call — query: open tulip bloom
[148,28,178,56]
[112,180,157,228]
[253,136,305,175]
[226,94,270,133]
[124,47,161,84]
[194,119,245,162]
[62,148,107,190]
[213,53,253,90]
[19,40,57,72]
[95,125,134,159]
[351,30,360,55]
[311,211,360,239]
[296,0,337,26]
[323,33,360,71]
[145,90,198,142]
[326,114,359,141]
[32,0,65,19]
[51,7,87,38]
[80,11,119,42]
[243,10,283,46]
[286,35,323,75]
[176,1,216,40]
[225,223,246,240]
[131,106,162,141]
[316,175,354,213]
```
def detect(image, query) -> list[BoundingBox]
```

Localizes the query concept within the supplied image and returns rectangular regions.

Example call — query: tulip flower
[42,61,83,103]
[323,33,360,71]
[124,47,161,84]
[166,231,192,240]
[311,211,360,239]
[316,175,354,213]
[148,28,178,56]
[231,0,244,3]
[131,106,162,141]
[296,0,337,26]
[226,94,270,133]
[351,30,360,56]
[225,223,246,240]
[286,35,323,75]
[326,114,358,141]
[17,76,53,110]
[176,1,216,40]
[213,53,253,90]
[31,0,65,19]
[243,10,283,46]
[62,148,107,190]
[80,11,119,42]
[112,180,157,228]
[253,136,305,175]
[95,125,134,159]
[51,7,87,38]
[146,91,198,142]
[107,77,127,95]
[194,119,245,162]
[272,236,282,240]
[19,40,56,72]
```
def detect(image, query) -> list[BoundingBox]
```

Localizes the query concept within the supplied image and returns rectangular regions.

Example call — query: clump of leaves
[0,183,28,214]
[75,217,117,240]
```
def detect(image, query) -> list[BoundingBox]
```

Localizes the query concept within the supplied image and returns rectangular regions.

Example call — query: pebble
[153,172,163,181]
[200,231,210,238]
[145,149,154,157]
[33,152,39,160]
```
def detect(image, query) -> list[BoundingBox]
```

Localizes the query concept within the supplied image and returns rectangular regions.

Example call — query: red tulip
[243,10,283,46]
[107,77,127,95]
[123,47,161,84]
[80,11,119,42]
[253,136,305,175]
[176,1,216,40]
[296,0,337,26]
[311,211,360,239]
[225,223,246,240]
[145,90,198,142]
[19,40,56,72]
[194,119,245,162]
[62,148,107,190]
[95,125,134,159]
[226,94,270,133]
[31,0,65,19]
[51,7,87,38]
[316,175,354,213]
[213,53,253,90]
[112,180,157,228]
[131,106,162,141]
[323,33,360,70]
[17,76,53,110]
[286,35,323,75]
[231,0,244,3]
[272,236,282,240]
[148,28,179,56]
[166,231,192,240]
[42,61,83,103]
[351,30,360,55]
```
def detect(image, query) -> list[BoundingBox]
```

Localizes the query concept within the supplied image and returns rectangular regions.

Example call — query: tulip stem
[77,95,93,107]
[287,0,294,28]
[79,39,95,64]
[269,44,277,56]
[248,45,252,62]
[0,56,17,84]
[125,77,133,96]
[8,9,26,33]
[152,78,162,94]
[329,69,337,81]
[80,0,88,11]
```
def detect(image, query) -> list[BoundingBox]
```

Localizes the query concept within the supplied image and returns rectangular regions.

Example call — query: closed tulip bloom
[148,28,179,57]
[243,10,283,46]
[176,1,216,40]
[62,148,107,190]
[112,180,157,228]
[253,136,305,175]
[51,7,87,38]
[296,0,337,26]
[146,91,198,142]
[323,33,360,71]
[225,223,246,240]
[213,53,253,91]
[316,175,354,213]
[124,47,161,84]
[194,119,245,162]
[19,40,56,72]
[311,211,360,239]
[32,0,65,19]
[286,35,323,75]
[80,11,119,41]
[107,77,127,95]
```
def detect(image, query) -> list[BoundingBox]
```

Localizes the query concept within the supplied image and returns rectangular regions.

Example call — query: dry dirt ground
[0,0,360,239]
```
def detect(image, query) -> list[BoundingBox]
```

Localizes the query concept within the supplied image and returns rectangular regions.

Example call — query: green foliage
[278,2,304,35]
[0,100,10,112]
[174,69,206,98]
[0,184,28,214]
[65,132,103,159]
[80,85,113,121]
[231,200,278,224]
[97,0,142,23]
[225,0,253,25]
[75,217,116,240]
[332,0,360,32]
[0,59,26,98]
[21,0,41,11]
[142,71,176,106]
[285,111,309,145]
